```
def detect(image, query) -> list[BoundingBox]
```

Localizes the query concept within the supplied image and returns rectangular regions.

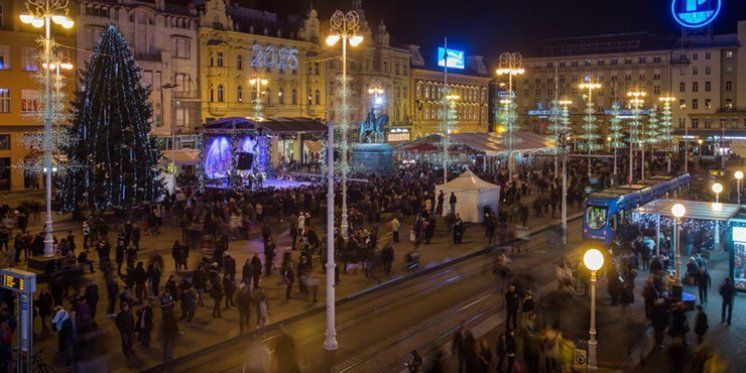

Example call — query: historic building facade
[76,0,201,143]
[409,45,491,137]
[0,0,76,191]
[516,24,746,154]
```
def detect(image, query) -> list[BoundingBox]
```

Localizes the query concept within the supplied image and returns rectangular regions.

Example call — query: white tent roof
[394,131,554,155]
[440,170,499,191]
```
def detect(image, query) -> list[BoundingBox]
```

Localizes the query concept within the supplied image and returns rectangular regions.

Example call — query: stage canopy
[202,117,327,135]
[394,131,554,156]
[635,199,741,221]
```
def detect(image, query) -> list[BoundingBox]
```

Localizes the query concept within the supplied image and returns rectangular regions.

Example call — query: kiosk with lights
[0,268,36,371]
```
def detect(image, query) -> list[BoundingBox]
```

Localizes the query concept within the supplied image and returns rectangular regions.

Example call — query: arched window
[279,88,285,104]
[237,55,243,70]
[237,85,243,102]
[314,89,320,105]
[291,88,297,105]
[217,52,224,67]
[265,88,272,104]
[217,84,224,102]
[209,84,214,102]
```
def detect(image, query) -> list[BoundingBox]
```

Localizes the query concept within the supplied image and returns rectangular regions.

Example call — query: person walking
[106,277,120,317]
[720,277,735,325]
[505,328,517,373]
[695,266,711,304]
[449,192,457,217]
[136,300,153,349]
[264,238,276,276]
[652,298,669,350]
[179,285,196,323]
[256,291,268,328]
[504,285,519,330]
[84,281,100,327]
[237,284,252,334]
[390,217,400,243]
[51,306,74,366]
[693,305,708,345]
[250,254,263,290]
[223,273,236,309]
[132,261,148,304]
[161,293,179,362]
[115,303,136,357]
[147,260,162,297]
[210,280,223,318]
[282,263,295,300]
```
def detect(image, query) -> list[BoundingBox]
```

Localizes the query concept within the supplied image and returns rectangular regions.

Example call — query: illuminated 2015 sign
[251,44,299,70]
[671,0,721,29]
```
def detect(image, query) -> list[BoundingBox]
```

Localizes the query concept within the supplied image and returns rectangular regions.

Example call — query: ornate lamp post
[20,0,73,257]
[584,248,605,371]
[324,9,363,351]
[712,182,723,248]
[496,52,525,182]
[735,171,743,204]
[579,79,601,178]
[609,102,624,184]
[627,90,646,184]
[248,76,269,120]
[671,203,686,284]
[558,100,572,245]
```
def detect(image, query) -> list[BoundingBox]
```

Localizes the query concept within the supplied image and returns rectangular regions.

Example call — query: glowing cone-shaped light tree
[579,79,601,178]
[609,102,624,182]
[659,96,675,172]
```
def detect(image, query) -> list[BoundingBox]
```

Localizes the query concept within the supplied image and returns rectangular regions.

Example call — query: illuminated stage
[205,178,315,190]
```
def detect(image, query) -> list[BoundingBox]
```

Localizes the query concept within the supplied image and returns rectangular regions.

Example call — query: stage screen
[437,47,465,69]
[204,136,232,179]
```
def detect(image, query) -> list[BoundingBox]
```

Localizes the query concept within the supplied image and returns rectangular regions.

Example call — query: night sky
[246,0,746,64]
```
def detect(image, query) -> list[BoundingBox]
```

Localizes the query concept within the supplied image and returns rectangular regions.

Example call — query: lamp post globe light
[558,100,572,245]
[583,248,604,371]
[735,170,744,205]
[712,182,723,248]
[20,0,74,257]
[324,8,363,351]
[496,52,525,182]
[627,90,647,183]
[671,203,686,285]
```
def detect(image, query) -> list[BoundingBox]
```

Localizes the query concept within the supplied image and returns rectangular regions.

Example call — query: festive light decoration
[647,104,659,146]
[441,90,459,169]
[63,26,161,211]
[579,80,602,153]
[608,102,625,149]
[496,52,524,181]
[658,96,675,148]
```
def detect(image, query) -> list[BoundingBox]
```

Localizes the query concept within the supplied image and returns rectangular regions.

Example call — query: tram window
[609,214,618,231]
[586,206,607,229]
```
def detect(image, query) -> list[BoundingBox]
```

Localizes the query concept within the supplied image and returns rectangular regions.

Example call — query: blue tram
[583,174,691,243]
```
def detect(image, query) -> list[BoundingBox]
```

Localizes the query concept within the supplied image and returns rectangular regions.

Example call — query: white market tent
[394,131,554,156]
[435,170,500,223]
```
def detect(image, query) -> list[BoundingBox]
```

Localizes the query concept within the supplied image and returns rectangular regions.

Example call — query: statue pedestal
[352,143,393,175]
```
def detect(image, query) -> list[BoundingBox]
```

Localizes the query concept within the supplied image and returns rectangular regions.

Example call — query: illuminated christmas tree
[646,104,659,147]
[608,102,625,149]
[63,26,162,210]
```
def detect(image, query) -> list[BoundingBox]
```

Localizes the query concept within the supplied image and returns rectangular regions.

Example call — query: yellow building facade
[0,0,76,191]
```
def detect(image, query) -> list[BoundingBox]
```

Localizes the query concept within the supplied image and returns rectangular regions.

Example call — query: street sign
[574,340,588,371]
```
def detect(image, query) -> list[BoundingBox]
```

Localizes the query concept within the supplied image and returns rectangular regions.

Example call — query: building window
[624,58,632,64]
[236,85,243,102]
[0,5,4,28]
[314,62,320,75]
[172,37,190,58]
[725,81,733,92]
[653,56,662,63]
[237,55,243,70]
[692,66,698,75]
[0,45,10,70]
[638,57,646,63]
[624,75,631,81]
[692,99,698,110]
[678,118,685,128]
[653,73,661,80]
[732,119,739,129]
[705,81,711,92]
[653,86,661,95]
[217,84,224,102]
[692,82,698,92]
[726,51,734,59]
[725,99,733,110]
[291,88,297,104]
[314,89,320,105]
[610,59,618,65]
[705,99,711,109]
[174,107,192,128]
[597,60,604,66]
[216,52,224,67]
[692,53,698,60]
[691,118,699,128]
[209,85,214,102]
[704,119,711,129]
[0,89,9,113]
[174,73,188,93]
[22,48,38,71]
[307,90,312,105]
[0,135,8,150]
[265,88,271,105]
[278,88,285,104]
[705,66,711,75]
[679,99,686,109]
[21,90,40,113]
[705,52,711,60]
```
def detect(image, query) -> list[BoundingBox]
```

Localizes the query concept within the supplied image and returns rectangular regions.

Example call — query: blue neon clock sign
[671,0,721,28]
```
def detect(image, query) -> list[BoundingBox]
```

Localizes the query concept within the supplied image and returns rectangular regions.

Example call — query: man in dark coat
[264,238,276,276]
[84,282,100,326]
[115,303,135,357]
[720,277,735,325]
[695,267,711,304]
[504,285,519,330]
[236,285,252,334]
[249,254,263,290]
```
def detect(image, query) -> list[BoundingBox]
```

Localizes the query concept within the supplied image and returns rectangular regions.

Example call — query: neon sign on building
[251,44,299,70]
[671,0,721,29]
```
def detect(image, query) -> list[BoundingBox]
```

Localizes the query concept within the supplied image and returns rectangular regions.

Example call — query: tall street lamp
[671,203,686,285]
[559,100,572,245]
[736,171,744,205]
[496,52,525,182]
[325,9,363,351]
[579,79,601,178]
[712,182,723,248]
[249,76,269,120]
[627,90,646,184]
[584,248,605,371]
[20,0,73,257]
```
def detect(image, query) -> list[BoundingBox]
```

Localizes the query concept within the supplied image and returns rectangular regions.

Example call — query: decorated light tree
[608,102,624,181]
[579,80,601,177]
[547,99,563,173]
[646,104,659,148]
[63,26,161,211]
[658,96,675,172]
